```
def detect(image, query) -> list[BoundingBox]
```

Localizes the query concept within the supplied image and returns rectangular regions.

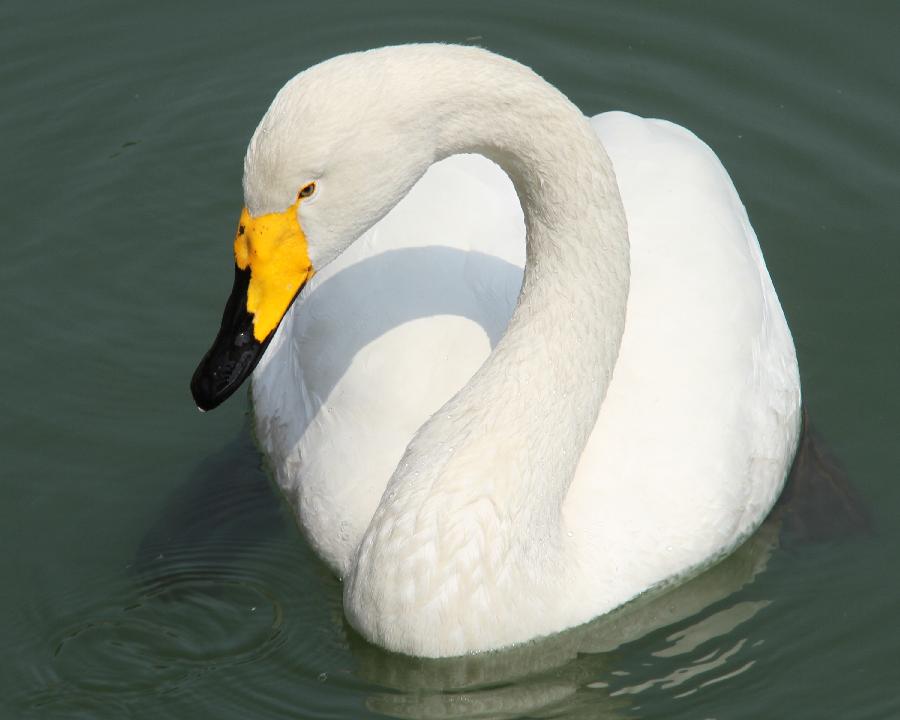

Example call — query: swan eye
[297,182,317,200]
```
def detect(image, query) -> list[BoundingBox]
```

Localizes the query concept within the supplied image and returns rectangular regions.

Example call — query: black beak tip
[190,263,295,415]
[190,334,270,414]
[190,357,224,412]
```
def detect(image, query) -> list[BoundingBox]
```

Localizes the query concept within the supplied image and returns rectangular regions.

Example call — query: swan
[190,44,801,658]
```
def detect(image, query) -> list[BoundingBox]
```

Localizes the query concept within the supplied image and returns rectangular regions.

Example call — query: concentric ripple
[17,562,280,711]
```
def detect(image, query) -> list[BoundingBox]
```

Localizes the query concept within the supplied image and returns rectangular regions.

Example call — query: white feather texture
[246,45,801,657]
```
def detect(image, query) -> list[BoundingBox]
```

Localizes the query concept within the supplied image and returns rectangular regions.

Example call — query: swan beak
[190,203,314,411]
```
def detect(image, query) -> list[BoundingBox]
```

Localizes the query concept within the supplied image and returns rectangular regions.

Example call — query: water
[3,1,898,717]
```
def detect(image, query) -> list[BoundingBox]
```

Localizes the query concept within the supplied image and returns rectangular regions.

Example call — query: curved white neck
[344,46,630,655]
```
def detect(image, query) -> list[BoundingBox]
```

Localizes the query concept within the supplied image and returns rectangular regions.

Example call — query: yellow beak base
[234,202,315,342]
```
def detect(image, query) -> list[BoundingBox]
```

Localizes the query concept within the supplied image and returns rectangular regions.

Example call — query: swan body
[195,45,801,657]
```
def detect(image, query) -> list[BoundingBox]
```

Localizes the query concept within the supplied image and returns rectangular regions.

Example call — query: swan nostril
[238,224,245,236]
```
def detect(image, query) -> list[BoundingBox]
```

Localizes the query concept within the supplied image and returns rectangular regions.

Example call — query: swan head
[191,48,439,411]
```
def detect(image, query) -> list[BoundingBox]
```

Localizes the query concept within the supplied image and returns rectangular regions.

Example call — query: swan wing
[564,112,800,602]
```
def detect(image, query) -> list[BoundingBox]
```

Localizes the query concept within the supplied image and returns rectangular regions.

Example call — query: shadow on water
[775,409,872,545]
[133,420,288,590]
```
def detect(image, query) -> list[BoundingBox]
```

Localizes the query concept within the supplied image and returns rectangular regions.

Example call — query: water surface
[3,1,898,718]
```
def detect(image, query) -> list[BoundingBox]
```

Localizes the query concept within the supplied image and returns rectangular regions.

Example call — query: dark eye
[297,182,316,200]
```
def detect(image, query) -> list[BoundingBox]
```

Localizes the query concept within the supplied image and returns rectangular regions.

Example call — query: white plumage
[239,45,801,657]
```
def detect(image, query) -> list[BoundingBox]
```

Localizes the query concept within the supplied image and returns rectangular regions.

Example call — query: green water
[3,1,898,717]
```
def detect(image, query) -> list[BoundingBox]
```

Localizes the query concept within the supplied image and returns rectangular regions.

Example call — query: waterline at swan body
[191,45,801,657]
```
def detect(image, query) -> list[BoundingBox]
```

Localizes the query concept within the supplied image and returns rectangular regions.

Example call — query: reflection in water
[350,518,778,719]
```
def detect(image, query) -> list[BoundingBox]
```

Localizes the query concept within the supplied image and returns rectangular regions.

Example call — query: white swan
[191,44,801,658]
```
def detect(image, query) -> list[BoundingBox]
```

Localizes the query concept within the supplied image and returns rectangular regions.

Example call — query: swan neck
[427,55,630,516]
[345,47,629,655]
